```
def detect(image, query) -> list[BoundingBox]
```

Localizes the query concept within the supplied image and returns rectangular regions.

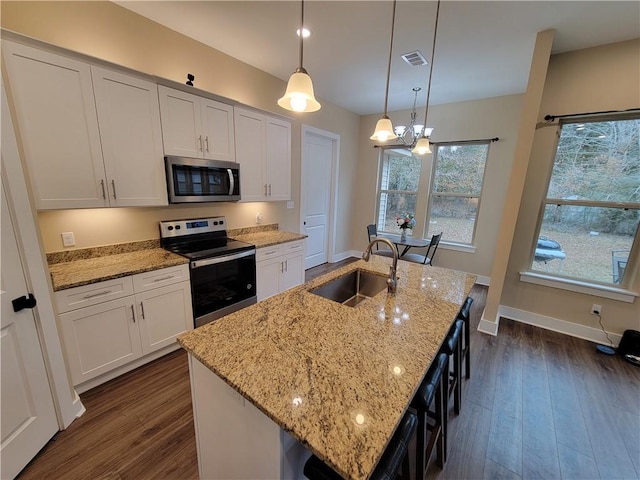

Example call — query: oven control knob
[167,226,173,230]
[247,284,253,289]
[175,225,181,230]
[213,221,218,225]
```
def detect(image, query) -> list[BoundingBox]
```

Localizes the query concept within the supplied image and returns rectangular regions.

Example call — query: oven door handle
[227,168,234,196]
[191,249,255,269]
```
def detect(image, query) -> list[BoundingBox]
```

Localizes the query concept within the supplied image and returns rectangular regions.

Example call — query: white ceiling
[115,1,640,115]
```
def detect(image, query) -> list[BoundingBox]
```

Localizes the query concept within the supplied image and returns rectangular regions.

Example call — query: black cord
[596,313,615,348]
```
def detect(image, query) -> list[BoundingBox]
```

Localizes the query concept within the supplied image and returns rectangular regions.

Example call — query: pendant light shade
[370,0,398,142]
[412,0,441,155]
[278,0,321,113]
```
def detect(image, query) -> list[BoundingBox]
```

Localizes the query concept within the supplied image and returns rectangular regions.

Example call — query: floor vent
[401,51,428,67]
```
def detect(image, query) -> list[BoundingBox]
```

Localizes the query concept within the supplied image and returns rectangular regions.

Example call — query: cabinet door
[265,116,292,201]
[281,243,305,292]
[58,297,141,386]
[136,281,193,356]
[158,86,203,158]
[92,67,168,207]
[234,107,266,202]
[2,41,107,209]
[201,99,236,162]
[256,256,283,301]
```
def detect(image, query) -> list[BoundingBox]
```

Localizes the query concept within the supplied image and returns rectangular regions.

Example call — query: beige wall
[1,1,359,253]
[502,39,640,333]
[354,94,524,278]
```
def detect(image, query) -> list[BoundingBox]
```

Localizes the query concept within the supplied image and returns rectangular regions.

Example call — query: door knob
[12,293,37,312]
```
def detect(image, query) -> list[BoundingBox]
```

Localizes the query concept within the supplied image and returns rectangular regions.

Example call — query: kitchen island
[178,255,476,480]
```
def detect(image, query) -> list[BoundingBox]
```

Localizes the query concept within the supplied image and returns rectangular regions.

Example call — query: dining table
[374,232,431,257]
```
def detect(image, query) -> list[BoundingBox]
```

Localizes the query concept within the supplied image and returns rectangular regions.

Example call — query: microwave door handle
[227,169,234,196]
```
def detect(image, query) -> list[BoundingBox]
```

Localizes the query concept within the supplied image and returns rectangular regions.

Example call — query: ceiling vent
[401,50,428,67]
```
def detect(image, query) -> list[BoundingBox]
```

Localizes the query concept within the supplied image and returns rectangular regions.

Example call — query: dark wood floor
[18,260,640,480]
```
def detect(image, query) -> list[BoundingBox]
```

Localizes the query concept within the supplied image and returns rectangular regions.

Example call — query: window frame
[526,113,640,293]
[375,147,422,235]
[425,140,491,246]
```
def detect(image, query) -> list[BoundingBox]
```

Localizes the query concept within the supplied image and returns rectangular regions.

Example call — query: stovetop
[159,216,255,260]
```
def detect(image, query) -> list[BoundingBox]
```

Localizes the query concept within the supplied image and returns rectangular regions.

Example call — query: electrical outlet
[61,231,76,247]
[256,212,262,224]
[591,304,602,315]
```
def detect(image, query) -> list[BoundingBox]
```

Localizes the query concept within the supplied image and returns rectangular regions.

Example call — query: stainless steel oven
[160,217,256,327]
[165,156,241,203]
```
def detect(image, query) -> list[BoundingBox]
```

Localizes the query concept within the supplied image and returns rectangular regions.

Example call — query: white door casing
[301,126,339,270]
[1,179,58,480]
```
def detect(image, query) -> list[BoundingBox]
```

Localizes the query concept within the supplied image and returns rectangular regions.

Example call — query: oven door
[190,249,256,327]
[166,156,240,203]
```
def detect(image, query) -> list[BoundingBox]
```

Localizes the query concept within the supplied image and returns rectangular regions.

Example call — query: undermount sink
[310,269,389,307]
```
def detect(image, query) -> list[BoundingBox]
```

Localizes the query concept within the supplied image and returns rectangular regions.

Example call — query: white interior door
[302,127,338,269]
[1,179,58,479]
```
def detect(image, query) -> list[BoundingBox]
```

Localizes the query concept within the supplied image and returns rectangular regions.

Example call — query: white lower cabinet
[256,240,305,301]
[56,265,193,390]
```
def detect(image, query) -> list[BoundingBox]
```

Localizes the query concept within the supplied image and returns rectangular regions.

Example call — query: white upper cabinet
[234,107,291,202]
[2,41,168,209]
[158,86,235,162]
[91,66,167,207]
[2,41,107,209]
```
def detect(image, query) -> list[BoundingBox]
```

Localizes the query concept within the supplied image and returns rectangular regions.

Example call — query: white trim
[519,271,638,303]
[2,82,83,428]
[474,275,491,286]
[330,250,361,263]
[478,306,500,336]
[300,125,340,267]
[439,242,477,254]
[500,305,623,347]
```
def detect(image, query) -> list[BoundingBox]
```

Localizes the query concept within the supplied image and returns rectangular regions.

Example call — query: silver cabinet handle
[130,304,136,323]
[281,261,284,273]
[198,135,203,152]
[111,179,117,199]
[268,184,272,196]
[153,275,174,283]
[284,260,288,272]
[140,301,145,319]
[205,136,210,153]
[83,290,111,299]
[100,179,106,199]
[264,184,268,196]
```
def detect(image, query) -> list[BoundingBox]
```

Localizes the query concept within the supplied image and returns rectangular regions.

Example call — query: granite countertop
[231,230,307,248]
[178,256,476,480]
[48,248,188,291]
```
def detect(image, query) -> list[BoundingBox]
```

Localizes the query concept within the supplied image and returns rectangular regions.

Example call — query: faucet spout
[362,238,398,294]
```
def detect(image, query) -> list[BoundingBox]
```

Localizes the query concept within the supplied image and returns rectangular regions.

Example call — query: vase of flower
[396,213,416,241]
[400,228,407,241]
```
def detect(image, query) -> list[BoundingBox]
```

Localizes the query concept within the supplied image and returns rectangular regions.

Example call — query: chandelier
[393,87,434,147]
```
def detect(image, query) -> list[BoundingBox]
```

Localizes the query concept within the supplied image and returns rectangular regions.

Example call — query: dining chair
[401,232,442,265]
[366,224,395,258]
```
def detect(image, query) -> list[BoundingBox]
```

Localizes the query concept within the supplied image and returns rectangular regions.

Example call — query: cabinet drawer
[256,245,281,262]
[55,276,134,313]
[280,240,304,256]
[132,264,189,293]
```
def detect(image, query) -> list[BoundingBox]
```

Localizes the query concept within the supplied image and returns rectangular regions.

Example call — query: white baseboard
[474,275,490,286]
[332,250,360,262]
[478,307,500,336]
[499,305,622,347]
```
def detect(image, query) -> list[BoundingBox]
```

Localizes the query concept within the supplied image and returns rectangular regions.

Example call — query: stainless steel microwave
[165,156,241,203]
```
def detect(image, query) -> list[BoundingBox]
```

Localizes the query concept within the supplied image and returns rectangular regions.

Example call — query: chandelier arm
[422,0,441,136]
[383,0,397,116]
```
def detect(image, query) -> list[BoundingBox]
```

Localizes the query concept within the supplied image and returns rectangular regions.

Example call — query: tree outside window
[531,116,640,285]
[426,143,490,244]
[376,149,421,235]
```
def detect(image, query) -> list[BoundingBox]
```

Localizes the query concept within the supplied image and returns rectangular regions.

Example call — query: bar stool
[443,319,464,415]
[457,296,474,379]
[303,410,417,480]
[410,352,449,479]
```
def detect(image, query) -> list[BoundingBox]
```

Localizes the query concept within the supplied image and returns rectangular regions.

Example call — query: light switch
[61,232,76,247]
[286,201,294,209]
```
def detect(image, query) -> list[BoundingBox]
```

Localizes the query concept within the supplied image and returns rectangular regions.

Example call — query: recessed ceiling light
[296,28,310,38]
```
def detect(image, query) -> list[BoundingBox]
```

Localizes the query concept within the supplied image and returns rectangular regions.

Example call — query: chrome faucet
[362,238,398,294]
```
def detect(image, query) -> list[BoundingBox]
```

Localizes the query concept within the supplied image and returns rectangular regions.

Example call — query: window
[530,116,640,286]
[376,149,422,235]
[426,142,490,244]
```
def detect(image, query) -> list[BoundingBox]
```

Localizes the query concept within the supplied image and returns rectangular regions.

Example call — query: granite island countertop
[230,230,307,248]
[178,255,476,480]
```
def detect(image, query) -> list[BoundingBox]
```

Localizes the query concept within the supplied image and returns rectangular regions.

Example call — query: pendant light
[278,0,321,113]
[370,0,398,142]
[412,0,441,155]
